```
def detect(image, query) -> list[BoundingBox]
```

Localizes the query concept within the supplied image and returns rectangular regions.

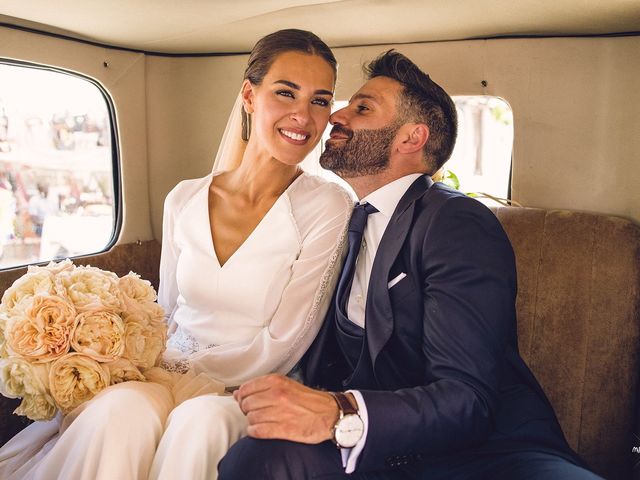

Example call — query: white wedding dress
[0,171,351,480]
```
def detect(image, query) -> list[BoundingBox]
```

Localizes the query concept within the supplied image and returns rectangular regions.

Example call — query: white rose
[57,266,124,313]
[15,393,57,421]
[0,346,57,421]
[123,317,167,370]
[29,259,75,276]
[70,310,125,362]
[104,358,145,384]
[0,269,57,317]
[49,353,110,414]
[119,272,157,312]
[0,358,50,399]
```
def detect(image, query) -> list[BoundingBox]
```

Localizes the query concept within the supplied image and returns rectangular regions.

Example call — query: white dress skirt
[0,172,352,480]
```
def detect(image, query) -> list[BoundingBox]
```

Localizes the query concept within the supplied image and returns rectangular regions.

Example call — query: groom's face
[320,76,404,178]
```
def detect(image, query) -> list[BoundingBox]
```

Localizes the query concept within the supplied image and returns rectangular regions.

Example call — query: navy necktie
[335,202,378,331]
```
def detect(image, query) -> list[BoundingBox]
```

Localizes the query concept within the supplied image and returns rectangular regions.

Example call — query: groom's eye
[356,104,370,113]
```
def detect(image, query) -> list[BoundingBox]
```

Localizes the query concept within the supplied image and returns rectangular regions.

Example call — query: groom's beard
[319,123,400,178]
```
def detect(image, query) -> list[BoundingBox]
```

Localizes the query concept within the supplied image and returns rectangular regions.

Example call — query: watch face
[335,413,364,448]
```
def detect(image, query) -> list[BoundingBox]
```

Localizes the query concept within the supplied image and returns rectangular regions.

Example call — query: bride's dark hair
[244,29,337,86]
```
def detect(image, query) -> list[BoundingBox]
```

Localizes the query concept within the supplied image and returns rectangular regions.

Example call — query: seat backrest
[491,206,640,480]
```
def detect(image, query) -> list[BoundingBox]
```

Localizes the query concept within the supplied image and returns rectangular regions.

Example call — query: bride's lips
[278,127,311,145]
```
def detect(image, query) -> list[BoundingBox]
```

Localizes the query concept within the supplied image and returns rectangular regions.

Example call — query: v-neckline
[206,171,305,269]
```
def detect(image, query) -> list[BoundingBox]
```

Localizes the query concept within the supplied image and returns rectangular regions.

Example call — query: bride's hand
[234,374,338,444]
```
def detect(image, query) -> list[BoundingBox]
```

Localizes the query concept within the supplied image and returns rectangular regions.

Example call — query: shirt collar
[360,173,424,218]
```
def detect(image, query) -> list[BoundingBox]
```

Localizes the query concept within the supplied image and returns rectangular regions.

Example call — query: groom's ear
[397,123,429,154]
[241,79,255,114]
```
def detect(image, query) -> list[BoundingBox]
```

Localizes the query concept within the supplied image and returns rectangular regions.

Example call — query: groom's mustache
[328,125,353,140]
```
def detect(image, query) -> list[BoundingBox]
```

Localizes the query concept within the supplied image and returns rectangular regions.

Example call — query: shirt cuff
[339,390,369,474]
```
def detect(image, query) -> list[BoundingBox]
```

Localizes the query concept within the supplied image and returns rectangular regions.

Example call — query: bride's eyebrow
[273,80,333,97]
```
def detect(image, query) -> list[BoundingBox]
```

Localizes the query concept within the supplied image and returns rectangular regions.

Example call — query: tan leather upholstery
[492,206,640,479]
[1,210,639,479]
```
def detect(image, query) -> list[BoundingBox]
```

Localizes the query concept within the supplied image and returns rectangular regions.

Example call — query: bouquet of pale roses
[0,259,167,421]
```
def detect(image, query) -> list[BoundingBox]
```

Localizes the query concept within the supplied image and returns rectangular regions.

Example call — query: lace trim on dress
[167,326,219,353]
[160,326,218,373]
[159,358,190,374]
[281,185,353,369]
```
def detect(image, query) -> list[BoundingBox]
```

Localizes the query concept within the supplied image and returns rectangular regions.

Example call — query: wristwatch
[329,392,364,448]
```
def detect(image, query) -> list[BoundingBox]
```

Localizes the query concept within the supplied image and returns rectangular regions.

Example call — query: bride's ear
[241,79,255,114]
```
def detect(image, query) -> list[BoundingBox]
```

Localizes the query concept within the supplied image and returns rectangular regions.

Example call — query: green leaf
[443,169,460,190]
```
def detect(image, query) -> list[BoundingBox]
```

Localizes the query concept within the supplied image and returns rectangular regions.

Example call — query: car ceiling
[1,0,639,54]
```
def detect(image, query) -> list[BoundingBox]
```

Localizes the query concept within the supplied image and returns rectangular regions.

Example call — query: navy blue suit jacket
[303,175,582,471]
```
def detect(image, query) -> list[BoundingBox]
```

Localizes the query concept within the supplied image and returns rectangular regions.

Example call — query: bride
[0,29,352,480]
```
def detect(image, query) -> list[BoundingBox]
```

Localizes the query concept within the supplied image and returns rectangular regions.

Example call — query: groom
[219,50,600,479]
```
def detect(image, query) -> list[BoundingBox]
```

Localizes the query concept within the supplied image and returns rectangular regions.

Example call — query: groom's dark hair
[244,29,337,86]
[366,50,457,174]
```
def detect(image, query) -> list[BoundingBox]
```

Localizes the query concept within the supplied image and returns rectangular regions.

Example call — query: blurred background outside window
[0,62,116,270]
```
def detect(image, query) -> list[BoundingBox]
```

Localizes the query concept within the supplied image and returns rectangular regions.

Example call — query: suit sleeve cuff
[339,390,369,474]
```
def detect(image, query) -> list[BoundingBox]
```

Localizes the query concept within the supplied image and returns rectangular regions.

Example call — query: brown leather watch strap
[330,392,357,415]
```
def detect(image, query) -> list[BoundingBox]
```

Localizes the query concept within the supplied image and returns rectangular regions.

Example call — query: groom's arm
[233,374,339,444]
[235,196,517,471]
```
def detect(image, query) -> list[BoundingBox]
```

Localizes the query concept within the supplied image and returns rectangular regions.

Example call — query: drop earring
[241,108,251,141]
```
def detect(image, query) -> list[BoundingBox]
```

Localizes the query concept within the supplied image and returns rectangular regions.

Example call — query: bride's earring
[241,107,251,141]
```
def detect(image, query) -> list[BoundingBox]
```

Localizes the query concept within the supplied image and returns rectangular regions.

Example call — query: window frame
[448,94,514,202]
[0,58,122,270]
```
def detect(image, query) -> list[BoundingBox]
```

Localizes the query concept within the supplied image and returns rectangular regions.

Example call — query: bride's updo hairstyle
[244,28,337,86]
[241,29,337,140]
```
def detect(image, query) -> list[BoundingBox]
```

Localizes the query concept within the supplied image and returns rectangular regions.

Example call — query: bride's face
[242,51,335,165]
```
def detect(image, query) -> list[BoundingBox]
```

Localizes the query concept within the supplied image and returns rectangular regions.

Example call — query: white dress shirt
[341,173,422,473]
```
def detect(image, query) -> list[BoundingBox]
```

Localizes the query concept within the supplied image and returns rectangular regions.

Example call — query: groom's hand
[234,374,338,444]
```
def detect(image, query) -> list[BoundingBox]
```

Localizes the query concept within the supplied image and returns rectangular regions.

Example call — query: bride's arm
[187,182,352,387]
[157,184,186,330]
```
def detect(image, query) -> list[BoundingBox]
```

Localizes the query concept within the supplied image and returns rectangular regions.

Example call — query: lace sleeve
[167,180,352,387]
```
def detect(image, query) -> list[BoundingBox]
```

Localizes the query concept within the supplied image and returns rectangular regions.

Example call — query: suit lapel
[366,175,433,366]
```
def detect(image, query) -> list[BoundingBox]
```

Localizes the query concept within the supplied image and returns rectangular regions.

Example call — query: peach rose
[0,269,57,317]
[119,272,157,312]
[104,358,145,384]
[123,317,167,370]
[138,301,166,325]
[49,353,110,414]
[70,310,125,362]
[5,295,77,362]
[57,266,123,313]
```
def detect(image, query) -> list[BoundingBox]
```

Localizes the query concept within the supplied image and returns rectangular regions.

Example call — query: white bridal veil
[211,93,247,173]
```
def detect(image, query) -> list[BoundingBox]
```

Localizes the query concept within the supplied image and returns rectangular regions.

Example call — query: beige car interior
[1,1,639,478]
